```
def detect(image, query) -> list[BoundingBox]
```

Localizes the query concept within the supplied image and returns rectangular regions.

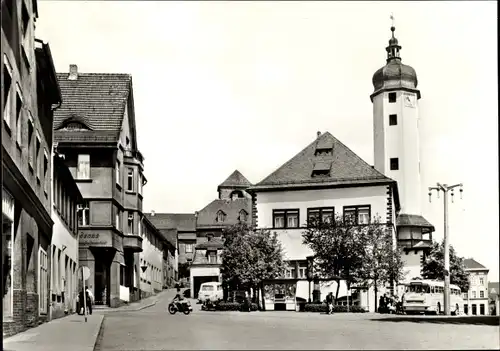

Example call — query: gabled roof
[145,213,196,232]
[196,198,252,228]
[54,72,132,144]
[463,258,488,271]
[195,237,224,250]
[397,214,435,231]
[250,132,393,191]
[217,170,253,190]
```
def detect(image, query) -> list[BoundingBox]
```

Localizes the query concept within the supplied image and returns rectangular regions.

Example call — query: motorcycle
[168,299,193,315]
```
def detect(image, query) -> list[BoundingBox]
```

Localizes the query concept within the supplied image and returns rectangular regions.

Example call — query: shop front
[263,280,298,311]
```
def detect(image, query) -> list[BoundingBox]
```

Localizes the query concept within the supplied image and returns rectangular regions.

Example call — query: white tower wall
[373,90,422,216]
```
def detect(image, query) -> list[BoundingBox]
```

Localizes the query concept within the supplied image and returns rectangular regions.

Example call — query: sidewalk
[3,314,103,351]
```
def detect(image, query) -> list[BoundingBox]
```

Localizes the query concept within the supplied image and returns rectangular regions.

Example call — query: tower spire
[386,14,402,62]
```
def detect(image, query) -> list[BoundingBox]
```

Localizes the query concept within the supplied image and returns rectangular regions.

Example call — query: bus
[402,279,463,315]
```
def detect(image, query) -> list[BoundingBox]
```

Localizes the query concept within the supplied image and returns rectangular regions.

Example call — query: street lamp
[428,182,463,315]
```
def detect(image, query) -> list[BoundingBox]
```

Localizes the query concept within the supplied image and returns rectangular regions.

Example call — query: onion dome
[372,26,419,96]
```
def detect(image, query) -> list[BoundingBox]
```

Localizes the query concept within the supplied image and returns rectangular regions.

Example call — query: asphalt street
[94,291,499,350]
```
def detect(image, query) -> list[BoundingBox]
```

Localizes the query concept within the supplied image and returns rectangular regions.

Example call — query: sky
[36,1,498,280]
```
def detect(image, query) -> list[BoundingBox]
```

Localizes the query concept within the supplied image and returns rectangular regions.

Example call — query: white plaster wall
[139,229,163,293]
[256,185,389,260]
[373,91,422,215]
[402,250,423,282]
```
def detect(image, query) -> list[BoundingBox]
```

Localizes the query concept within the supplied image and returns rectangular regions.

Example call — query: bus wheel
[436,302,441,315]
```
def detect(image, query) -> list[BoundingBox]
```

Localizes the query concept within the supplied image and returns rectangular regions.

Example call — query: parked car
[198,282,223,303]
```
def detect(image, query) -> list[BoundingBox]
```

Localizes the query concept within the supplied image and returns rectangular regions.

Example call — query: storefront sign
[79,232,112,247]
[2,187,15,222]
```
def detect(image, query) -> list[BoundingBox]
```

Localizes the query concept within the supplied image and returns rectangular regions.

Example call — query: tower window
[389,114,397,126]
[390,158,399,170]
[388,92,397,103]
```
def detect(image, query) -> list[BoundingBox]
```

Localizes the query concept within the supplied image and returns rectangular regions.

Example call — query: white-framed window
[15,83,23,145]
[138,174,142,195]
[472,291,477,298]
[216,210,226,223]
[116,160,121,186]
[127,212,133,234]
[35,131,41,180]
[77,201,90,226]
[185,244,193,253]
[38,247,48,314]
[115,208,121,230]
[208,251,217,264]
[239,209,248,222]
[479,277,484,285]
[77,154,90,179]
[27,112,34,169]
[138,217,142,237]
[127,168,134,191]
[3,55,13,128]
[298,267,306,279]
[480,290,484,298]
[43,149,49,194]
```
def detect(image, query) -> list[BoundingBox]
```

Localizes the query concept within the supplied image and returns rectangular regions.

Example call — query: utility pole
[428,182,463,315]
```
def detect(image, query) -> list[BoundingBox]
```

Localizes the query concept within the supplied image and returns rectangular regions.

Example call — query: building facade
[53,65,144,307]
[189,170,253,298]
[139,216,168,299]
[370,25,435,279]
[144,213,180,288]
[2,0,60,336]
[49,151,83,319]
[488,282,499,316]
[249,132,399,312]
[463,258,489,315]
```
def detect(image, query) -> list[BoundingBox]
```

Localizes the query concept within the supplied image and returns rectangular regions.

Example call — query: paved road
[95,291,499,350]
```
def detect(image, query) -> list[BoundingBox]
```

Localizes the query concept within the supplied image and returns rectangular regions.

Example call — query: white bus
[402,279,463,315]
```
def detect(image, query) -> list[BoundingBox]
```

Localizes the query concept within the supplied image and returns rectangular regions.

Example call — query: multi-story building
[139,215,168,299]
[49,151,83,319]
[488,282,499,316]
[53,65,145,307]
[463,258,489,315]
[189,170,252,298]
[2,0,60,336]
[145,213,179,287]
[248,131,399,312]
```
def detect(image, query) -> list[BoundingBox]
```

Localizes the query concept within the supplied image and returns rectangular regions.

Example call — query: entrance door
[95,260,110,306]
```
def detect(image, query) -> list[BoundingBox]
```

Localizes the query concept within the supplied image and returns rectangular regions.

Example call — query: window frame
[272,209,300,229]
[77,201,90,227]
[15,83,23,147]
[35,131,41,181]
[343,205,372,225]
[77,154,91,179]
[116,160,121,186]
[307,207,335,227]
[389,114,397,126]
[185,243,193,253]
[388,92,397,103]
[43,148,49,195]
[3,55,13,130]
[390,157,399,171]
[27,112,34,170]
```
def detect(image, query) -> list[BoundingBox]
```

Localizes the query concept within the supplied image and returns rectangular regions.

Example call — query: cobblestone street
[94,294,499,350]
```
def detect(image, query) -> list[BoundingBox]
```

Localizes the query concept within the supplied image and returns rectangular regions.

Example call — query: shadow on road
[370,315,499,326]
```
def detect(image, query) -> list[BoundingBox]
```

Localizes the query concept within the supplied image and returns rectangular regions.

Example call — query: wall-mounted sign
[79,232,112,247]
[403,92,416,108]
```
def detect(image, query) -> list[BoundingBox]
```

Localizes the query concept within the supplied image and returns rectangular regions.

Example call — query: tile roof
[196,198,252,228]
[396,214,435,231]
[145,213,196,232]
[159,228,178,247]
[217,170,253,189]
[250,132,393,191]
[463,258,488,270]
[195,238,224,250]
[53,72,132,143]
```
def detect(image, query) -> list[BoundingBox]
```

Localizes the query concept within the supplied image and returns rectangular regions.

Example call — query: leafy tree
[357,217,406,311]
[421,240,470,291]
[221,223,287,309]
[178,262,191,279]
[302,213,367,301]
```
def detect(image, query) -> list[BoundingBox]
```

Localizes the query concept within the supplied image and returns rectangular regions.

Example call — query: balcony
[123,234,143,253]
[398,239,433,250]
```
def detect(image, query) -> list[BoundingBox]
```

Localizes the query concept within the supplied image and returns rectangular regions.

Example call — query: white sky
[36,1,498,280]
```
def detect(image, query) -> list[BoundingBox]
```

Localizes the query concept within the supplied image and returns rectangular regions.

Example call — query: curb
[92,315,105,351]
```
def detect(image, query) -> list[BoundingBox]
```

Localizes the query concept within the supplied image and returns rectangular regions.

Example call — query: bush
[213,301,259,312]
[303,303,366,313]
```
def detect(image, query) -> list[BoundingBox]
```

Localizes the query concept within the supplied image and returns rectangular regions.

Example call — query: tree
[421,240,470,291]
[221,223,287,309]
[178,262,191,279]
[302,213,367,302]
[357,217,406,311]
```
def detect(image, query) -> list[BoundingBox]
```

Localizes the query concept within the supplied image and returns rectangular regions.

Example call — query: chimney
[151,210,155,216]
[317,131,321,138]
[68,64,78,80]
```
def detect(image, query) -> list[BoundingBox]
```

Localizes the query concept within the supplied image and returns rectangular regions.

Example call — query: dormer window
[311,161,332,178]
[314,139,334,156]
[239,210,248,222]
[216,210,226,223]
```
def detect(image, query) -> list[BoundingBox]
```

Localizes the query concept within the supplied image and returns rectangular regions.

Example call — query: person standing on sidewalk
[326,292,334,315]
[86,286,94,315]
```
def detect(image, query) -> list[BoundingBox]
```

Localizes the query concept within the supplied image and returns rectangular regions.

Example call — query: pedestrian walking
[86,286,94,315]
[326,292,334,315]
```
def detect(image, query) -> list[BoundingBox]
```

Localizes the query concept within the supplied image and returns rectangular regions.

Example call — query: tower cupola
[371,24,420,101]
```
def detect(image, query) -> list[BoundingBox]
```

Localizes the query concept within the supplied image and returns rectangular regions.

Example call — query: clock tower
[371,24,435,281]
